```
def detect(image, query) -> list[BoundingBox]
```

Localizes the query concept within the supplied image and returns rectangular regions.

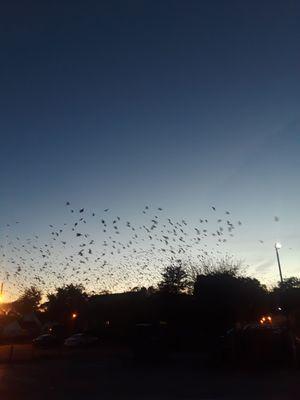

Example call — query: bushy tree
[272,277,300,316]
[194,262,267,334]
[14,286,42,314]
[44,284,88,322]
[278,277,300,290]
[158,261,189,295]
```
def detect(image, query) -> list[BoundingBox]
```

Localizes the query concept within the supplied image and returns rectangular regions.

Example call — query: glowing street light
[259,315,272,325]
[275,242,283,284]
[71,312,78,320]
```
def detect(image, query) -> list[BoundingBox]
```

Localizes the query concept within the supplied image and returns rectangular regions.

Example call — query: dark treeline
[6,258,300,349]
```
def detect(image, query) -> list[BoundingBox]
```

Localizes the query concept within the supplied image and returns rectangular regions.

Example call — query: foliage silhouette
[44,284,88,324]
[158,261,189,295]
[13,286,42,314]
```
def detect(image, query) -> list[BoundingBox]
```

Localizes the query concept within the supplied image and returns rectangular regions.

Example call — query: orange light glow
[71,313,78,320]
[259,315,272,325]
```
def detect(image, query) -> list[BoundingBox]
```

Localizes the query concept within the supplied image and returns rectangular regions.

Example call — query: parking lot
[0,342,130,363]
[0,344,300,399]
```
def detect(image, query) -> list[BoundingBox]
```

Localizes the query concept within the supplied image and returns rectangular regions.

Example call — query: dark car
[33,334,60,348]
[131,322,170,361]
[223,322,297,366]
[64,333,99,348]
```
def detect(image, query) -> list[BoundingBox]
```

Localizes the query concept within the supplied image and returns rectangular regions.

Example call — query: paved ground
[0,345,300,399]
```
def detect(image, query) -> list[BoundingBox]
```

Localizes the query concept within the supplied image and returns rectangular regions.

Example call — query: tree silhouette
[278,277,300,290]
[13,286,42,314]
[44,284,88,323]
[158,261,189,295]
[194,268,267,335]
[272,277,300,325]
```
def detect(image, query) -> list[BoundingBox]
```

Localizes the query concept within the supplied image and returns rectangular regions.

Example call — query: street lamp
[0,283,4,303]
[71,312,78,320]
[275,242,283,284]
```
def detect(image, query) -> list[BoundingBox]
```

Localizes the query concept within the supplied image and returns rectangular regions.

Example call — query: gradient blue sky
[1,1,300,297]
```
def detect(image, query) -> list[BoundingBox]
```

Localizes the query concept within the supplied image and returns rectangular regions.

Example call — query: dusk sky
[1,1,300,299]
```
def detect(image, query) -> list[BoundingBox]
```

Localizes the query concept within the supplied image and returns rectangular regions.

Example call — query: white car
[64,333,98,347]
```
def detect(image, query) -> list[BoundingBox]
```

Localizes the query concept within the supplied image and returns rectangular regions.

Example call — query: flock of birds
[0,203,281,300]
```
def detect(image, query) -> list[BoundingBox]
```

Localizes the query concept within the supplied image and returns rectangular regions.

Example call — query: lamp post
[274,242,296,365]
[275,242,283,284]
[0,283,3,303]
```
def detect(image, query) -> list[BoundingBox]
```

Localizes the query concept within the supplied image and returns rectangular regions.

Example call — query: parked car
[33,334,60,348]
[223,322,297,366]
[64,333,98,348]
[131,322,170,361]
